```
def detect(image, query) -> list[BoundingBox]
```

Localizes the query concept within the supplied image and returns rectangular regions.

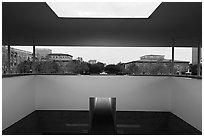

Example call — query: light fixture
[47,2,161,18]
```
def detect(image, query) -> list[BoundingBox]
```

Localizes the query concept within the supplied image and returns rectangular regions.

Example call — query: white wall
[2,75,202,132]
[35,75,172,111]
[2,76,36,130]
[170,77,202,131]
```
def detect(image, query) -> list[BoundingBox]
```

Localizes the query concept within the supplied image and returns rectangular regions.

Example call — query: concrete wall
[171,77,202,131]
[2,76,36,130]
[35,75,172,111]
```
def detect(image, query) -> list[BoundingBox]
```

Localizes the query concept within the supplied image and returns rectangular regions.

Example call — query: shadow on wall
[2,76,36,130]
[170,77,202,132]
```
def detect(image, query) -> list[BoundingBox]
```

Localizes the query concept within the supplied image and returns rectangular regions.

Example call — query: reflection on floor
[90,98,115,134]
[2,110,201,135]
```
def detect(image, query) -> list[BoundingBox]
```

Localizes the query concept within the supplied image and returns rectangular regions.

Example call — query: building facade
[88,60,97,64]
[47,53,73,73]
[47,53,73,61]
[140,55,165,60]
[125,55,189,75]
[36,48,52,61]
[2,46,33,74]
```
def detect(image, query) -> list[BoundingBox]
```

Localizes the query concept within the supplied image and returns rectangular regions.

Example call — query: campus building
[125,55,189,75]
[47,53,73,73]
[88,60,97,64]
[36,48,52,61]
[2,46,33,74]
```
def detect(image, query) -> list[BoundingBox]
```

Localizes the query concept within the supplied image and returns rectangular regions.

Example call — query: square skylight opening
[47,2,161,18]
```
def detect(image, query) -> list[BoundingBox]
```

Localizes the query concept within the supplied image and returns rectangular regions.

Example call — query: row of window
[50,56,70,59]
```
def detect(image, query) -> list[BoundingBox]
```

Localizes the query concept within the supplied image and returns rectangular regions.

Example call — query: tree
[96,62,105,72]
[17,60,32,73]
[79,62,89,74]
[87,62,105,74]
[48,61,61,73]
[126,63,141,75]
[88,64,101,74]
[116,62,127,74]
[65,60,90,74]
[74,61,89,74]
[66,61,77,74]
[189,64,202,75]
[148,63,168,75]
[126,62,170,75]
[104,64,120,74]
[34,61,61,74]
[35,61,43,73]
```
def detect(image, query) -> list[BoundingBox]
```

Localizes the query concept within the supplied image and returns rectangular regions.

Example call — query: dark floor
[2,110,202,135]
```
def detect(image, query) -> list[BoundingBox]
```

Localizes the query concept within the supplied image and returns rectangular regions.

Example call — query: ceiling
[2,2,202,47]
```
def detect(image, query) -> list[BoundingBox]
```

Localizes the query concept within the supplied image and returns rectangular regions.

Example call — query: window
[33,46,172,75]
[2,45,201,78]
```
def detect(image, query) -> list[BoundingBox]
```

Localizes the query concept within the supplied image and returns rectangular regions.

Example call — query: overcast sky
[12,46,192,64]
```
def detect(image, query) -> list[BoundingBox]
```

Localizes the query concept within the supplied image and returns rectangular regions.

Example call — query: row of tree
[17,60,126,75]
[17,60,202,75]
[126,63,172,75]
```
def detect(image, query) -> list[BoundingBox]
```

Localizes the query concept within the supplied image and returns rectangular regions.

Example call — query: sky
[11,46,192,64]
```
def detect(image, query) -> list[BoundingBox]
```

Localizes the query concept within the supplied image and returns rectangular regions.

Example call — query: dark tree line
[35,61,60,74]
[17,61,61,74]
[126,62,173,75]
[189,64,202,75]
[17,60,201,76]
[16,60,127,75]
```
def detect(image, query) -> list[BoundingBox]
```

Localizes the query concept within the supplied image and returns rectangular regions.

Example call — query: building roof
[125,59,189,64]
[47,53,73,57]
[141,54,165,57]
[125,54,190,64]
[36,48,52,51]
[10,47,32,55]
